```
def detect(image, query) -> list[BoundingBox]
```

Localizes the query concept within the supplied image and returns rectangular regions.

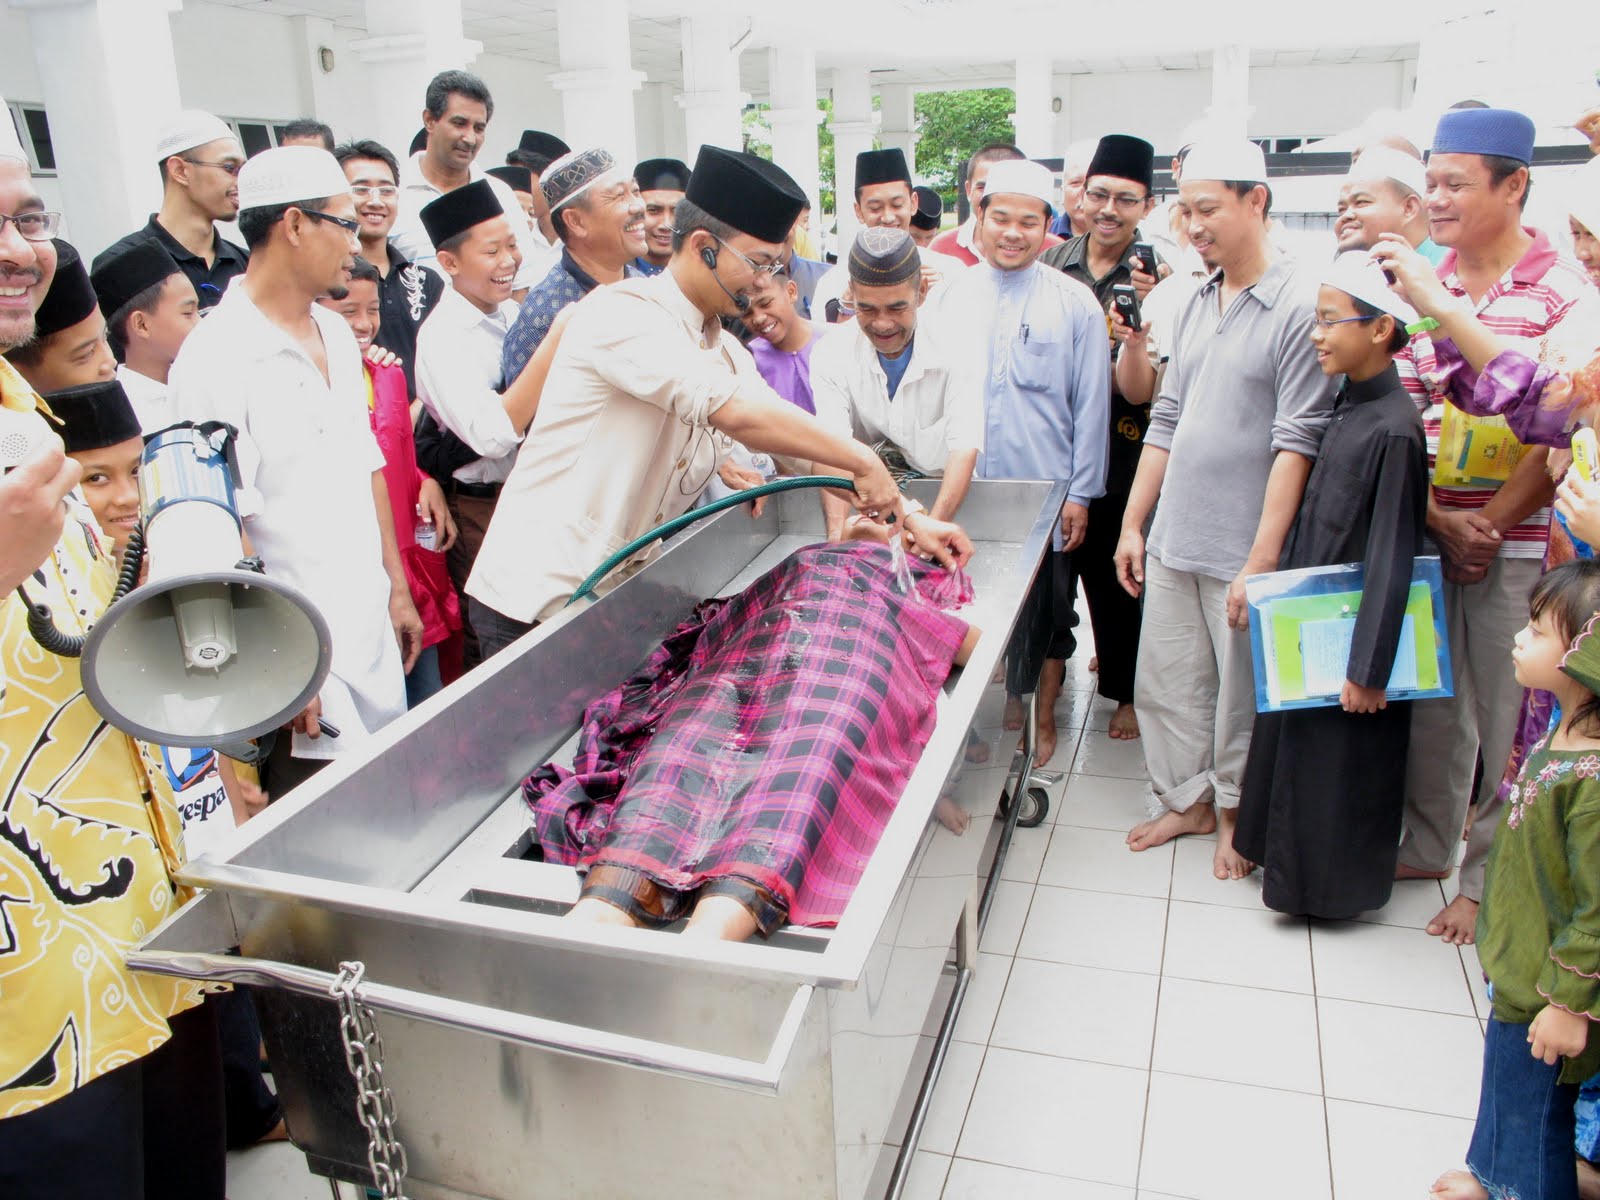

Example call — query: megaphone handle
[317,718,341,739]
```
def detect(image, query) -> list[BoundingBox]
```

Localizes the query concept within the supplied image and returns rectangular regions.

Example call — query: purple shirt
[750,337,815,414]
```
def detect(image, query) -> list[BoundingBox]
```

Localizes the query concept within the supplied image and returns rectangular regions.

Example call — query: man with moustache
[1333,145,1444,265]
[632,157,690,276]
[95,111,248,311]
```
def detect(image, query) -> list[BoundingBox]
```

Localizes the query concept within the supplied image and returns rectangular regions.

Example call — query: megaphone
[78,423,333,748]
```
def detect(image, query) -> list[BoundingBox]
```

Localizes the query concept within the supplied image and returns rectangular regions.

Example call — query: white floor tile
[1310,922,1477,1016]
[227,1141,330,1200]
[1038,724,1086,771]
[1001,822,1054,884]
[943,1157,1136,1199]
[1054,773,1156,831]
[1083,695,1125,733]
[1317,998,1483,1119]
[990,959,1160,1069]
[1325,1099,1474,1200]
[1053,689,1100,729]
[979,879,1034,956]
[1167,836,1267,910]
[1151,977,1323,1094]
[954,952,1014,1045]
[1139,1073,1331,1200]
[1039,825,1174,897]
[1458,942,1490,1022]
[1162,901,1313,993]
[955,1048,1147,1185]
[1072,734,1149,780]
[901,1150,950,1200]
[1353,878,1447,930]
[1018,886,1168,975]
[921,1040,986,1155]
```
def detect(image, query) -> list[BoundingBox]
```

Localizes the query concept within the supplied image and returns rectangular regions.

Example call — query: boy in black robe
[1235,254,1428,919]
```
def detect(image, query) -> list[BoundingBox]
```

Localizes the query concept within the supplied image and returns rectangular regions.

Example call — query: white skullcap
[153,110,239,162]
[981,159,1056,214]
[1347,146,1426,199]
[1322,251,1418,326]
[0,98,26,165]
[1569,156,1600,240]
[1181,139,1268,185]
[237,146,351,210]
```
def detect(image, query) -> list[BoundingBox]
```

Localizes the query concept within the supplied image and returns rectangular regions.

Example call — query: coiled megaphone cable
[16,526,147,659]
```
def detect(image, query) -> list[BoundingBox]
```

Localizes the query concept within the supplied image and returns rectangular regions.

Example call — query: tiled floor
[229,654,1486,1200]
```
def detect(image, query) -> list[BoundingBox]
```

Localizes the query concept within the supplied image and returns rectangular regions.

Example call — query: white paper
[1299,613,1418,698]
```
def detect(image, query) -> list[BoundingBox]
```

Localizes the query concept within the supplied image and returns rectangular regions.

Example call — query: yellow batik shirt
[0,358,205,1119]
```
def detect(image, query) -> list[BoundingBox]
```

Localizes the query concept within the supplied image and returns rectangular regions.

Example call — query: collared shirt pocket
[1009,330,1061,393]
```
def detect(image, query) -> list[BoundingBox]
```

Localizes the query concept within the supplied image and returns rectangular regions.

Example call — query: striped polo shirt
[1396,228,1600,559]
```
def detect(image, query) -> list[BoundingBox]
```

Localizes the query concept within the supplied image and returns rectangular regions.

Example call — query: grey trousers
[1399,555,1542,900]
[1133,554,1257,813]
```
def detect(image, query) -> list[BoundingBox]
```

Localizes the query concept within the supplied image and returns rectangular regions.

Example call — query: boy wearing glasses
[93,110,248,311]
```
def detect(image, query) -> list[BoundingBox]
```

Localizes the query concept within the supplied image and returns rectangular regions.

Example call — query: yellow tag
[1433,406,1528,489]
[1574,427,1598,483]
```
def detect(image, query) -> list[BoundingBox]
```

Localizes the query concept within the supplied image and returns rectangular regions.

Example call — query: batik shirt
[0,358,203,1118]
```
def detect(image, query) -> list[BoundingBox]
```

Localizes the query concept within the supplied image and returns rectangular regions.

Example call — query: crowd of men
[4,57,1600,1198]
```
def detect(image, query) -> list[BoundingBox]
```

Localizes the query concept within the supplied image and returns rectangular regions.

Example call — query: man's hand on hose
[903,511,974,570]
[850,452,903,522]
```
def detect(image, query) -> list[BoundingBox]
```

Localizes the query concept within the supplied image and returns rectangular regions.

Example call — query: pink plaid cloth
[523,542,972,929]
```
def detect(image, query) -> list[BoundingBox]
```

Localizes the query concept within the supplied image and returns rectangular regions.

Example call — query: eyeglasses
[713,235,785,278]
[1084,188,1147,210]
[298,208,362,234]
[350,185,399,201]
[0,210,61,242]
[1310,315,1378,329]
[182,157,245,177]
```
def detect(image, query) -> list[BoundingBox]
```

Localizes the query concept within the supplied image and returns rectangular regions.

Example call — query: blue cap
[1430,108,1536,165]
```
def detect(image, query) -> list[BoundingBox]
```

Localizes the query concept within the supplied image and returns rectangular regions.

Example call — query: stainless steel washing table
[131,477,1067,1200]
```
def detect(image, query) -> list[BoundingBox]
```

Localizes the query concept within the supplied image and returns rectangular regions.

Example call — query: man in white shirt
[466,146,969,655]
[812,227,980,536]
[388,70,556,295]
[89,240,199,432]
[413,179,547,668]
[167,146,421,790]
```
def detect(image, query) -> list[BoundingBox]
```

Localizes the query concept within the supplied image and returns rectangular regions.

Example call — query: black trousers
[468,595,538,661]
[1070,490,1141,705]
[1006,549,1078,696]
[0,1001,226,1200]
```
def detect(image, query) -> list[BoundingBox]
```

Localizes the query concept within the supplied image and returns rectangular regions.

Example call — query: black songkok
[486,165,533,194]
[408,128,427,156]
[911,185,943,231]
[419,180,504,247]
[45,380,142,452]
[634,157,691,194]
[1086,134,1156,191]
[34,241,99,338]
[847,227,920,287]
[684,146,807,245]
[855,148,913,190]
[518,129,571,160]
[91,241,182,325]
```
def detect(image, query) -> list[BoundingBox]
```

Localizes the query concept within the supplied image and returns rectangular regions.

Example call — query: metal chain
[329,961,410,1200]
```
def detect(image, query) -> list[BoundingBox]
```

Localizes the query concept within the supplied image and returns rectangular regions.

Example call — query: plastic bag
[1432,405,1528,489]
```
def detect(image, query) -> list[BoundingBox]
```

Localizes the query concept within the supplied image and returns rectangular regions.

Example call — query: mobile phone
[1129,242,1159,278]
[1573,427,1598,483]
[1111,284,1143,332]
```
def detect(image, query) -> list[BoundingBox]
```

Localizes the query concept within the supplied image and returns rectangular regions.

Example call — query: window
[6,103,56,176]
[224,119,296,158]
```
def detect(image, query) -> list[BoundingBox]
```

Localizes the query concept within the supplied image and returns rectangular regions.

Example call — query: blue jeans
[1468,1016,1580,1199]
[405,644,442,708]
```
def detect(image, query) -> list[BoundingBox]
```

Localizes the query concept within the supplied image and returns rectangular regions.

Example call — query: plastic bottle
[415,503,437,552]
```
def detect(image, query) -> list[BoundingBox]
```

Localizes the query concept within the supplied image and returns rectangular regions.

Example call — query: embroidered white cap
[236,146,352,210]
[980,159,1056,214]
[153,110,239,162]
[1180,139,1268,185]
[1347,146,1426,199]
[1322,250,1419,326]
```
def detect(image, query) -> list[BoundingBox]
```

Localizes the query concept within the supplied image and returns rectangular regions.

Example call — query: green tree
[743,98,837,214]
[914,88,1016,202]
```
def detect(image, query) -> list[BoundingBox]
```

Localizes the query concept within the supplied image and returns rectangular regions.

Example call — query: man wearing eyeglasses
[1040,135,1167,745]
[334,138,442,398]
[167,146,421,793]
[92,110,248,313]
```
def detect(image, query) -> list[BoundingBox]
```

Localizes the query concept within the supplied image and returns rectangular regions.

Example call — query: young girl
[1434,558,1600,1200]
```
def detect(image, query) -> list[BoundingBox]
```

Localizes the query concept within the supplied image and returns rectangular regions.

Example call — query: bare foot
[1034,713,1059,766]
[1426,894,1480,945]
[935,794,971,835]
[259,1117,290,1144]
[1395,863,1452,881]
[1127,803,1216,851]
[1429,1169,1487,1199]
[1088,655,1099,673]
[1577,1156,1600,1200]
[1213,807,1256,880]
[965,731,991,764]
[1108,703,1140,740]
[1003,695,1025,731]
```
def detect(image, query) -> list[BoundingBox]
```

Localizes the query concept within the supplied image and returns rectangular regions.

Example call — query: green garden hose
[567,474,855,605]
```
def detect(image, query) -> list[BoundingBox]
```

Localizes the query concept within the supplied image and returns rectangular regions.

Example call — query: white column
[766,46,823,239]
[1010,55,1053,158]
[350,0,481,166]
[829,66,873,248]
[677,13,747,159]
[550,0,643,165]
[1206,43,1252,141]
[10,0,182,257]
[290,15,345,129]
[877,82,917,168]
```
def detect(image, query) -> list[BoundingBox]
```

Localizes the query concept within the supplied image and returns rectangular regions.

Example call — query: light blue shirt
[947,261,1112,510]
